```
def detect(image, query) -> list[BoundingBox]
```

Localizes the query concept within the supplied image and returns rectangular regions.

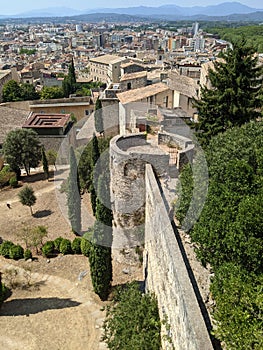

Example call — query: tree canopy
[3,128,42,176]
[176,121,263,349]
[18,185,36,215]
[40,86,64,100]
[2,80,39,102]
[194,39,262,145]
[102,282,161,350]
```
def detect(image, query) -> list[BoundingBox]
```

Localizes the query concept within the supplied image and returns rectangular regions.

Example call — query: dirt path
[0,256,107,350]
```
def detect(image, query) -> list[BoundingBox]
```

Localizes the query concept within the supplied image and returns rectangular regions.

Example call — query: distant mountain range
[0,2,263,21]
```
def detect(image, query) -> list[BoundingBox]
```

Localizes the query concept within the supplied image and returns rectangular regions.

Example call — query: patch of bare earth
[0,169,108,350]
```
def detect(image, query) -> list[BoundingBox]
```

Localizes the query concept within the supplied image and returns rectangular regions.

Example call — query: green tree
[19,225,48,253]
[3,128,41,176]
[89,152,113,301]
[18,185,36,215]
[103,282,161,350]
[94,98,104,134]
[178,121,263,349]
[41,146,49,180]
[62,57,77,97]
[46,149,57,170]
[210,263,263,350]
[67,147,81,234]
[2,80,21,102]
[40,86,64,100]
[194,39,262,145]
[20,83,39,100]
[89,134,100,215]
[42,241,54,257]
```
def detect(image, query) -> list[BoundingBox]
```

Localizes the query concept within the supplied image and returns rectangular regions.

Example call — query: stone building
[89,54,128,84]
[22,112,76,163]
[119,71,147,92]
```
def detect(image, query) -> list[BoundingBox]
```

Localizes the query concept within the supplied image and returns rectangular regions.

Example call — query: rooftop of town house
[22,113,70,129]
[117,82,170,104]
[89,54,125,65]
[166,72,199,98]
[120,71,147,82]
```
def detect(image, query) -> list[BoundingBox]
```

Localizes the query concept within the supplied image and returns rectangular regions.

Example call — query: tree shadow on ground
[33,209,53,218]
[0,297,81,316]
[22,172,46,183]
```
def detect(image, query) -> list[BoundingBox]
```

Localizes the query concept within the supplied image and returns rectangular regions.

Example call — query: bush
[59,239,72,255]
[71,237,81,254]
[54,237,63,251]
[9,245,24,260]
[42,241,54,257]
[24,249,32,260]
[9,176,18,188]
[0,241,15,258]
[0,165,16,188]
[80,237,91,257]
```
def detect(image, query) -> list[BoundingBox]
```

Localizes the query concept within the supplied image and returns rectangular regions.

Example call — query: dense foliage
[176,121,263,348]
[103,282,161,350]
[194,39,262,145]
[40,86,64,100]
[209,25,263,53]
[3,128,42,176]
[2,80,39,102]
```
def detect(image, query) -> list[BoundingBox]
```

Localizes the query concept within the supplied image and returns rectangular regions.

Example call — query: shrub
[0,241,15,258]
[54,237,63,251]
[71,237,81,254]
[9,176,18,188]
[24,249,32,260]
[42,241,54,257]
[9,245,24,260]
[59,239,72,255]
[80,237,91,257]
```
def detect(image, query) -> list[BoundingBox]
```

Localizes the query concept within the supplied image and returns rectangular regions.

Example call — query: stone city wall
[144,164,213,350]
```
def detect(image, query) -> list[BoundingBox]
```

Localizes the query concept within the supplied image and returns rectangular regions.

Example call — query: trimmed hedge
[80,237,91,257]
[71,237,82,254]
[9,245,24,260]
[54,237,64,251]
[0,241,15,258]
[59,239,72,255]
[42,241,54,257]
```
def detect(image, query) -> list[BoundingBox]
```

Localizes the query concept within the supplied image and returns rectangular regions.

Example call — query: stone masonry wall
[110,133,169,249]
[144,164,213,350]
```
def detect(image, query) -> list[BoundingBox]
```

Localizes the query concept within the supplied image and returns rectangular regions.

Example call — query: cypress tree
[41,146,49,180]
[90,133,100,216]
[89,152,113,301]
[62,57,77,97]
[94,98,104,134]
[194,38,262,145]
[67,147,81,234]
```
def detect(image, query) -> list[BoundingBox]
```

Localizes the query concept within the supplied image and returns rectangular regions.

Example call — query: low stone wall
[144,164,213,350]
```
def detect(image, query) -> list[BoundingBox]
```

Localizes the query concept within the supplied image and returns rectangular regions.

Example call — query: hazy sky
[1,1,263,15]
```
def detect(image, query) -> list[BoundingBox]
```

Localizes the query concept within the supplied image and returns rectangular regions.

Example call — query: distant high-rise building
[193,22,199,37]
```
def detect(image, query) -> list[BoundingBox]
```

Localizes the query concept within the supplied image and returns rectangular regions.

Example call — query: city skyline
[1,0,263,16]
